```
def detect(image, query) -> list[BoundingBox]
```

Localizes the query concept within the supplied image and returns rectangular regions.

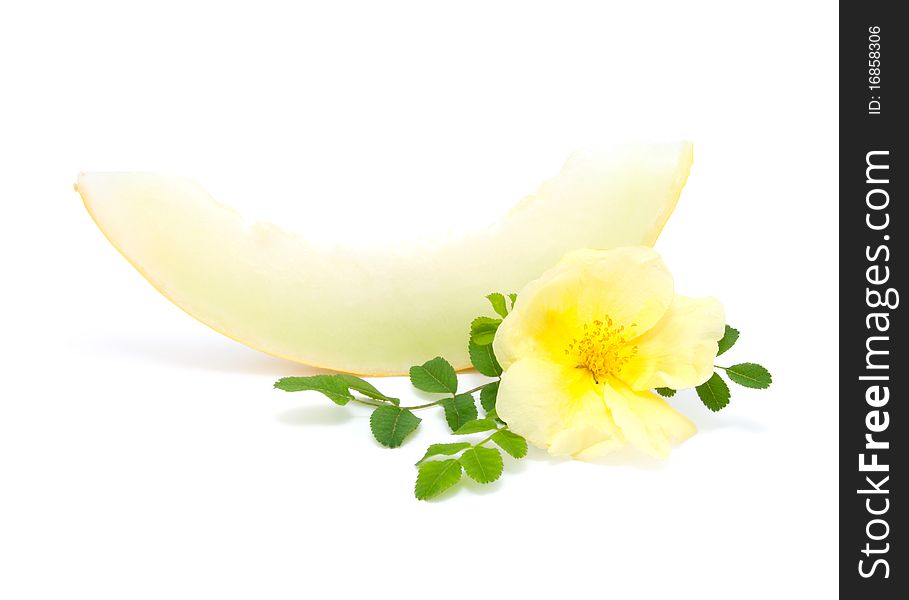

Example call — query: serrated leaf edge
[696,373,730,412]
[459,447,504,484]
[725,363,772,389]
[370,407,421,448]
[491,430,528,459]
[409,357,458,394]
[441,395,478,432]
[716,325,740,356]
[415,460,462,500]
[416,442,471,465]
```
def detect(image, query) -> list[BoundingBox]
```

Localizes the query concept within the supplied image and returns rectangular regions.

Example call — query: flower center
[565,317,637,383]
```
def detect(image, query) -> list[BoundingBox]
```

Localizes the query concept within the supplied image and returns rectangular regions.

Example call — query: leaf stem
[402,380,500,411]
[349,397,389,408]
[405,398,446,410]
[349,378,503,413]
[463,381,498,396]
[714,365,728,371]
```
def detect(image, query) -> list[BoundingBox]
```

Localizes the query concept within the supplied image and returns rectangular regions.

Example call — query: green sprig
[414,418,527,500]
[654,323,772,412]
[275,298,765,502]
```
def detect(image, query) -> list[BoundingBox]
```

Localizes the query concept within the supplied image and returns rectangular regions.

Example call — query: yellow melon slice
[76,142,693,375]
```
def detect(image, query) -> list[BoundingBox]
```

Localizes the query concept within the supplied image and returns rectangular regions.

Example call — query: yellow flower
[493,247,725,460]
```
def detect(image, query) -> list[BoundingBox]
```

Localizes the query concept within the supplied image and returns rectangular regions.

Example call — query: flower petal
[621,295,725,391]
[602,379,697,458]
[493,247,674,370]
[495,358,621,457]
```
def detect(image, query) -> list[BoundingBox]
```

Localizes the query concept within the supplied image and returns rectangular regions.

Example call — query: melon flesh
[76,142,693,375]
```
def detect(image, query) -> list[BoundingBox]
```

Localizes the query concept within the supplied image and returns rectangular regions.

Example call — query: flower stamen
[565,317,637,383]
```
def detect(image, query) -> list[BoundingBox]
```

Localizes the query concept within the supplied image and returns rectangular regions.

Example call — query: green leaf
[491,430,527,459]
[508,293,517,309]
[480,381,499,413]
[485,408,499,421]
[696,372,731,412]
[273,375,353,405]
[486,293,509,318]
[416,442,471,465]
[459,447,504,484]
[415,459,462,500]
[470,317,502,346]
[716,325,740,356]
[369,406,421,448]
[409,357,458,394]
[654,387,676,398]
[724,363,772,389]
[440,394,479,432]
[337,374,399,405]
[453,418,499,435]
[468,340,502,377]
[274,374,400,406]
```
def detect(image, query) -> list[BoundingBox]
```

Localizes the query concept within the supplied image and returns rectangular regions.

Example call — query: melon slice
[76,142,693,375]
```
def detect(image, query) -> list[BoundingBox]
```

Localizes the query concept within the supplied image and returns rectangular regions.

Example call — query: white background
[1,1,837,598]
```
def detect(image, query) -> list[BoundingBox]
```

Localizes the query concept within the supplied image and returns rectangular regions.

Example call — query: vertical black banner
[840,1,905,595]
